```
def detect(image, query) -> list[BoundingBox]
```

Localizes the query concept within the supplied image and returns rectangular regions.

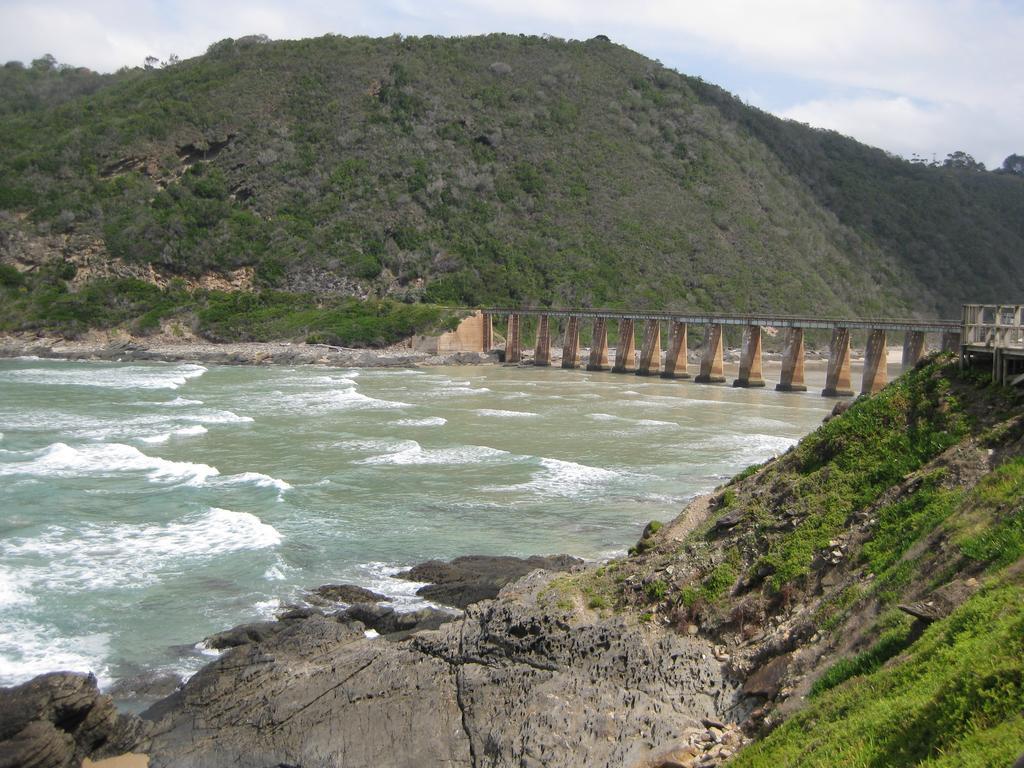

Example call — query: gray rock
[309,583,387,605]
[398,554,583,609]
[340,602,456,638]
[0,673,144,767]
[142,573,738,768]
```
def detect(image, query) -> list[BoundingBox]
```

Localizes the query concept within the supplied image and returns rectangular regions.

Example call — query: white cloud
[779,95,1019,169]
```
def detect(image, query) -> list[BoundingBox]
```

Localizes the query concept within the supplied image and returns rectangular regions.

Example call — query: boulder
[0,673,144,767]
[340,603,456,637]
[398,554,582,609]
[308,583,387,605]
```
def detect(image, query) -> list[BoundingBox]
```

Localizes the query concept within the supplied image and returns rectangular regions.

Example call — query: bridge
[961,303,1024,386]
[451,308,964,398]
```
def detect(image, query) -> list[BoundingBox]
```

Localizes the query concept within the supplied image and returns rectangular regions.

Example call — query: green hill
[1,34,1023,341]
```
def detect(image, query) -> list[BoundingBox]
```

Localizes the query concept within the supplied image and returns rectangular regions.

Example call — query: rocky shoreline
[0,334,497,368]
[0,549,748,768]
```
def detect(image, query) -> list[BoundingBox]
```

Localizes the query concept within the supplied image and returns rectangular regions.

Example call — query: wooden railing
[962,304,1024,349]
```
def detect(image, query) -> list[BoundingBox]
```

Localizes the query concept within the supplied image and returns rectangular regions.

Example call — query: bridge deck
[480,307,959,334]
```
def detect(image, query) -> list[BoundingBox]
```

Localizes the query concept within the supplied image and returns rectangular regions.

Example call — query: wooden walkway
[961,304,1024,386]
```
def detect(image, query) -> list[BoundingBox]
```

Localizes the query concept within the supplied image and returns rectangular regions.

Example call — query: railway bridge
[464,308,964,397]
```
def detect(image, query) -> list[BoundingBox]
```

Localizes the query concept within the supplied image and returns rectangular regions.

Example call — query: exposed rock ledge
[1,564,743,768]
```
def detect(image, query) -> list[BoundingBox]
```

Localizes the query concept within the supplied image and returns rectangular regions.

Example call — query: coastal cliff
[2,355,1022,766]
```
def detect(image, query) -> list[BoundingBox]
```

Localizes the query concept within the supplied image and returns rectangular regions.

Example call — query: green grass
[733,582,1024,767]
[756,365,969,589]
[810,612,915,697]
[955,457,1024,570]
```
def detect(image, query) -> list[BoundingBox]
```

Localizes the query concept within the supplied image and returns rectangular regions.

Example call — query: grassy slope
[550,358,1024,764]
[2,34,1024,339]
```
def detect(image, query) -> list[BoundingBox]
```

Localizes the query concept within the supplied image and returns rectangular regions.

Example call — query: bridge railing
[476,307,960,334]
[962,304,1024,349]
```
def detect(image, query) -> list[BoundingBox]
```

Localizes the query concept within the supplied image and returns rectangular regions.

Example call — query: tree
[31,54,57,72]
[943,150,985,171]
[999,154,1024,176]
[144,55,159,70]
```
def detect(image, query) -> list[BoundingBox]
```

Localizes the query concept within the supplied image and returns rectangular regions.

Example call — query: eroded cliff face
[138,570,739,768]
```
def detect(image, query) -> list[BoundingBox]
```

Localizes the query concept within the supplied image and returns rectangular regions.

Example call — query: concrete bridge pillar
[481,313,493,353]
[505,314,522,364]
[587,318,609,372]
[561,316,581,369]
[637,320,662,376]
[862,329,888,395]
[695,324,726,384]
[661,322,690,379]
[776,327,807,392]
[613,319,636,373]
[822,328,853,397]
[733,325,765,387]
[534,315,551,366]
[902,331,925,370]
[941,330,961,353]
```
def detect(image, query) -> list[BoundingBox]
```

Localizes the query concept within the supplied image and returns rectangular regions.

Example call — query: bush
[0,263,24,287]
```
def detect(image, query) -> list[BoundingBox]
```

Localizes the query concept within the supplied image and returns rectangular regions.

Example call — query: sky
[0,0,1020,169]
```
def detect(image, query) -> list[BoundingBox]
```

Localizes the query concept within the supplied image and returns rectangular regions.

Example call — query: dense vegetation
[0,267,452,346]
[547,357,1024,764]
[2,34,1023,340]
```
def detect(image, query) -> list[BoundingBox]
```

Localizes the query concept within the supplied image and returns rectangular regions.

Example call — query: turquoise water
[0,357,832,689]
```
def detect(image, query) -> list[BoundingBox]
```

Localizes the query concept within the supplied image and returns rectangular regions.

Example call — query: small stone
[709,726,723,742]
[686,624,699,636]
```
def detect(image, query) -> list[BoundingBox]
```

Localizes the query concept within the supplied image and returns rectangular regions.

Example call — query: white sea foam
[0,442,220,486]
[635,419,680,428]
[440,386,492,395]
[389,417,447,427]
[335,437,416,452]
[700,433,797,464]
[0,363,207,391]
[252,598,282,618]
[276,387,410,412]
[486,457,621,498]
[141,424,209,444]
[215,472,293,495]
[160,397,204,407]
[0,567,33,608]
[0,621,110,687]
[356,440,510,466]
[349,561,450,612]
[473,408,540,418]
[1,508,282,592]
[181,410,254,425]
[589,413,620,422]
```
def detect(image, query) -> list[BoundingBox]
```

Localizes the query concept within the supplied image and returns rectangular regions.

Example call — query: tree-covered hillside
[2,34,1023,340]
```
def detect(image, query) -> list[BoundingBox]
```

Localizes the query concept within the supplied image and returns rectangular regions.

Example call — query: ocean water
[0,357,833,690]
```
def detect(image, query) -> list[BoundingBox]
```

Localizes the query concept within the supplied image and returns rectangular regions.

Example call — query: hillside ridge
[2,34,1023,344]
